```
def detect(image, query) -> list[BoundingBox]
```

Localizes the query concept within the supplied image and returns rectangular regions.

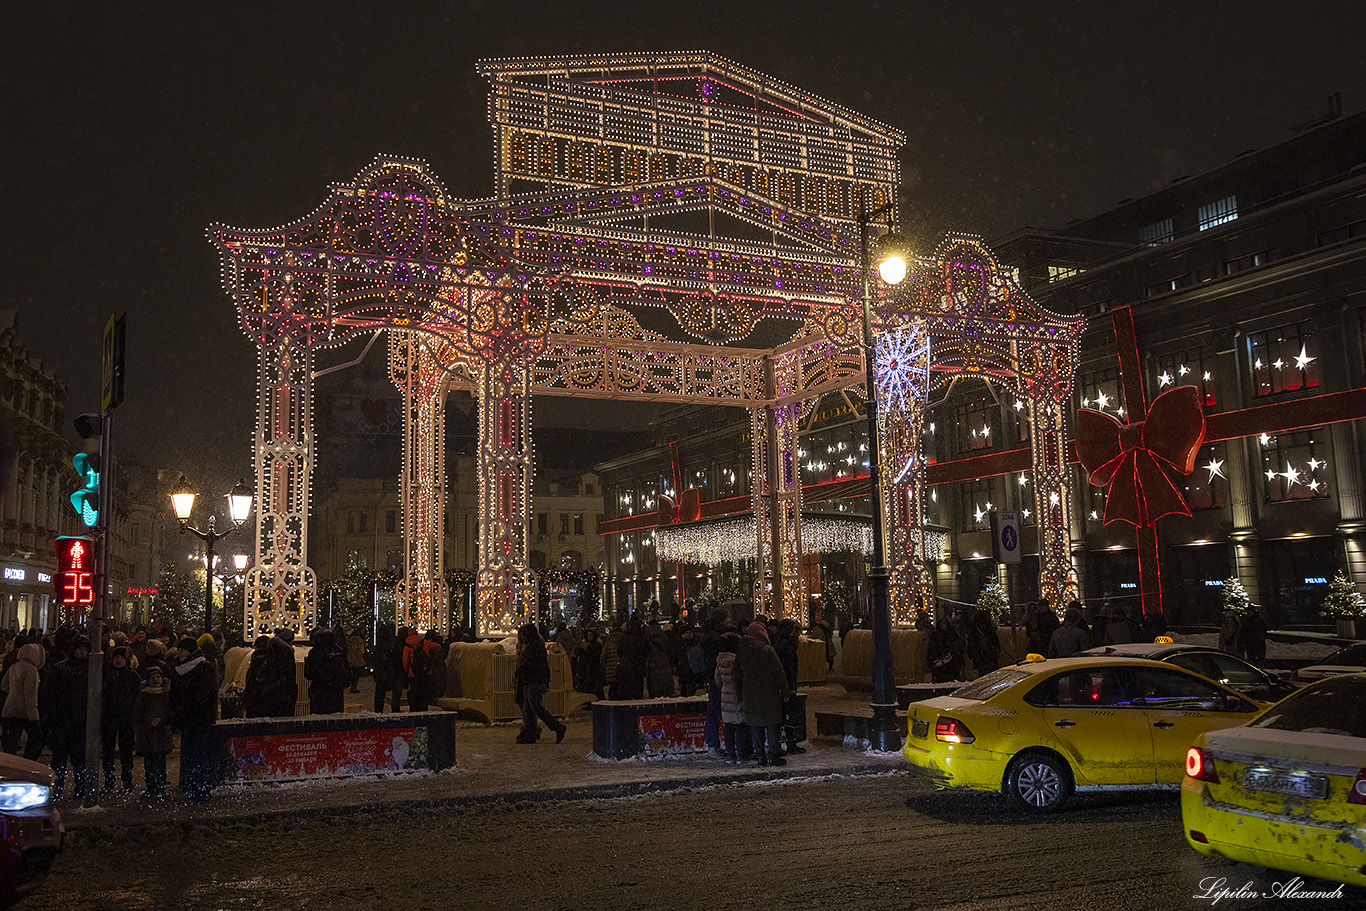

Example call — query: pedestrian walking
[927,613,965,682]
[514,624,566,744]
[133,665,172,798]
[401,629,440,712]
[601,624,622,699]
[373,625,404,713]
[576,627,605,700]
[345,627,366,693]
[1048,605,1093,658]
[169,636,219,803]
[614,617,648,700]
[773,619,805,754]
[101,646,140,791]
[701,607,731,759]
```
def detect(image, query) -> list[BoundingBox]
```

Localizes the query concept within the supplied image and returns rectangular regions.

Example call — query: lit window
[1249,323,1318,397]
[1198,195,1238,231]
[1140,218,1173,246]
[1047,264,1084,283]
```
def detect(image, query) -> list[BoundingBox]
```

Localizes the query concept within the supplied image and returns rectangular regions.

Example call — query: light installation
[209,52,1082,635]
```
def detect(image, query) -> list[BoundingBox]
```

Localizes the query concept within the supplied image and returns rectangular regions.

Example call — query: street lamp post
[858,194,909,752]
[171,476,253,634]
[233,552,249,623]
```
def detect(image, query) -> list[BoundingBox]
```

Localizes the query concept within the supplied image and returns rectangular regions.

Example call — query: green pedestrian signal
[71,452,100,527]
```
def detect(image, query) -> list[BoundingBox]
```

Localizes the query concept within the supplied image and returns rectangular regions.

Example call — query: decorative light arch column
[246,333,318,638]
[390,331,450,635]
[749,352,807,620]
[1027,393,1079,607]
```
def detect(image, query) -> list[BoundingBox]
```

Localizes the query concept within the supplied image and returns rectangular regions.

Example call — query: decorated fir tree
[977,580,1009,623]
[1221,576,1253,615]
[1321,571,1366,619]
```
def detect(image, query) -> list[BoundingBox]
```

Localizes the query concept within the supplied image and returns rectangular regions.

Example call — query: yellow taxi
[903,656,1265,813]
[1182,673,1366,888]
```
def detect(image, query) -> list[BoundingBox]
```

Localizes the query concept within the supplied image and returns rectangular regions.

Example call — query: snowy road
[25,773,1357,910]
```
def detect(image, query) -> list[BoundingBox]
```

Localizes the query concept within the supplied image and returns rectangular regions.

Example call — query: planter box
[1335,618,1365,639]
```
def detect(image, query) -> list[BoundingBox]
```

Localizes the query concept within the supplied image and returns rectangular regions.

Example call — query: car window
[1205,652,1267,685]
[1253,676,1366,737]
[1133,667,1231,711]
[1165,652,1218,680]
[1024,668,1135,708]
[1322,644,1366,667]
[951,668,1031,701]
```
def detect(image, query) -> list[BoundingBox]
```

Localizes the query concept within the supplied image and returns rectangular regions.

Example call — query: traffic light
[55,536,96,607]
[70,413,103,528]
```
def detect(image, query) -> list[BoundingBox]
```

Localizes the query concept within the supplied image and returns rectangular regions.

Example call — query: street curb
[62,764,909,837]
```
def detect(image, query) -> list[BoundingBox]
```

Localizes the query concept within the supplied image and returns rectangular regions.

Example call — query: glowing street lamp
[858,193,910,753]
[170,476,253,633]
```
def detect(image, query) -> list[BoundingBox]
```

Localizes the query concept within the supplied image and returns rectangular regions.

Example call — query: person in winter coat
[401,630,441,712]
[773,619,805,755]
[926,614,966,683]
[1101,606,1135,646]
[700,607,732,759]
[345,627,366,693]
[1236,610,1268,664]
[1218,612,1243,657]
[133,664,172,798]
[576,627,605,700]
[1048,607,1093,658]
[514,624,566,744]
[42,635,92,798]
[198,633,226,687]
[613,617,648,700]
[428,636,449,704]
[966,611,1001,678]
[303,629,350,715]
[241,636,273,718]
[713,632,748,763]
[169,636,219,803]
[244,630,298,717]
[733,621,792,766]
[373,625,403,713]
[102,646,141,791]
[1025,600,1060,656]
[644,620,675,698]
[1,641,45,759]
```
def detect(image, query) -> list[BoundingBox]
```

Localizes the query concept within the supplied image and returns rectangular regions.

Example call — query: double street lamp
[171,476,253,634]
[858,195,910,752]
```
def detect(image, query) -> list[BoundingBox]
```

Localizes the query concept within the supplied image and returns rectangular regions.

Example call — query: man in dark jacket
[514,624,566,744]
[773,618,805,755]
[169,636,219,803]
[613,617,648,700]
[303,629,350,714]
[1048,606,1093,658]
[41,635,91,799]
[700,607,731,759]
[927,613,966,683]
[102,646,141,791]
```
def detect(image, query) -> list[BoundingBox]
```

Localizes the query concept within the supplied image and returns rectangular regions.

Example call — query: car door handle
[1152,721,1175,729]
[1054,720,1075,728]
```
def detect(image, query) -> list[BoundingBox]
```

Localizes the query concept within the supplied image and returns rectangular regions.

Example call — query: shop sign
[1203,580,1225,587]
[3,567,24,582]
[222,726,426,781]
[1118,582,1137,590]
[1304,576,1328,585]
[37,572,51,584]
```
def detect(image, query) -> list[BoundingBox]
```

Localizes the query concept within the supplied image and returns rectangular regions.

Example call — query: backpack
[686,642,706,674]
[409,642,431,679]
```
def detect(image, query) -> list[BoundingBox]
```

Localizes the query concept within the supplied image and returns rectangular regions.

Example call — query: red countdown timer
[55,536,96,606]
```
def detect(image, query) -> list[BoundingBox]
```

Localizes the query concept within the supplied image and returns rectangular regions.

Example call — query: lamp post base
[868,701,904,752]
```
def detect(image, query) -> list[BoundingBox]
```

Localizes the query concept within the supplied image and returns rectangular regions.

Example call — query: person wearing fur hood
[733,620,792,767]
[712,632,749,763]
[133,664,173,797]
[1,642,45,759]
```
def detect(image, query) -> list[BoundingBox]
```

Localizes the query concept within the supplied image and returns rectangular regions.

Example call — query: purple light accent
[267,249,278,256]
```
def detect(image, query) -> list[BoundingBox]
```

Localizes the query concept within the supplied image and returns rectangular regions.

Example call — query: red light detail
[1348,770,1366,806]
[1189,830,1208,844]
[1185,747,1219,783]
[935,717,975,744]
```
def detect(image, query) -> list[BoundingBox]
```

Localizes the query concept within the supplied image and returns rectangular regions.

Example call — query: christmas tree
[1321,571,1366,618]
[1221,576,1252,614]
[977,580,1009,623]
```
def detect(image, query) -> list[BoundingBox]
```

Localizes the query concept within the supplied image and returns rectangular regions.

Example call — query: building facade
[597,108,1366,627]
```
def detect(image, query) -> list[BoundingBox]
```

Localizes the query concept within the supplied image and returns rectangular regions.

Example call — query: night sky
[8,0,1364,498]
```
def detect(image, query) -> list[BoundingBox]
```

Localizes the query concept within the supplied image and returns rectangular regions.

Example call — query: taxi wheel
[1005,750,1072,814]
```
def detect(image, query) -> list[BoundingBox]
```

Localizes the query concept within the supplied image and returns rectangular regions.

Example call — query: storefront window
[1260,429,1330,502]
[1249,323,1319,397]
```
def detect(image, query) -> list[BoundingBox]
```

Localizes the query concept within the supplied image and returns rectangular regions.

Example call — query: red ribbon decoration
[1075,385,1206,528]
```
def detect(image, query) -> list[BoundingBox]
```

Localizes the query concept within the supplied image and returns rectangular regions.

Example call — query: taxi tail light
[1348,769,1366,805]
[935,717,975,744]
[1185,747,1219,783]
[1189,830,1208,843]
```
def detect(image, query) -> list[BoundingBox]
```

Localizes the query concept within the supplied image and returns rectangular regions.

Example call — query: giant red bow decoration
[1076,385,1206,527]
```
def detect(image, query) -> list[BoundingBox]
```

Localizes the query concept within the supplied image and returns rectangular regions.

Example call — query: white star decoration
[1265,469,1278,481]
[1018,474,1029,486]
[973,505,986,523]
[1022,509,1032,519]
[1204,458,1226,481]
[1273,358,1285,371]
[1158,371,1173,387]
[1260,433,1271,446]
[1294,346,1315,371]
[1049,491,1060,506]
[1308,458,1323,471]
[1094,390,1110,409]
[1281,464,1301,487]
[1309,479,1321,492]
[1178,364,1190,376]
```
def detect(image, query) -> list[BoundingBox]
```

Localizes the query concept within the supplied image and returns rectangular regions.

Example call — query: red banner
[638,712,707,756]
[223,727,426,781]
